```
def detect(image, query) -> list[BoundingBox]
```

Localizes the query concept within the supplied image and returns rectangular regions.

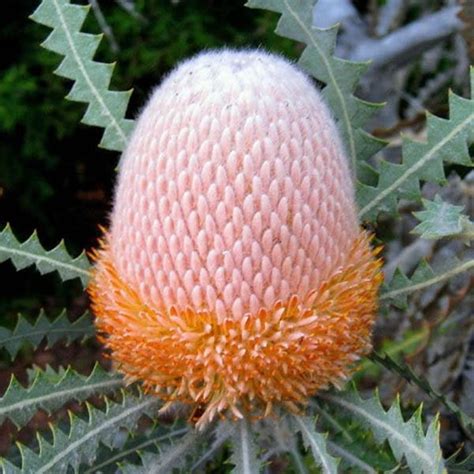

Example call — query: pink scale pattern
[110,50,359,321]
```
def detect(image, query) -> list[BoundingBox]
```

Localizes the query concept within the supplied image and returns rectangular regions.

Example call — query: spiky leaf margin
[80,423,189,474]
[0,224,90,286]
[0,364,123,427]
[0,309,94,359]
[370,352,474,433]
[312,399,399,472]
[446,451,474,474]
[228,418,263,474]
[30,0,134,152]
[321,388,445,474]
[291,415,339,474]
[412,195,474,241]
[245,0,385,176]
[358,69,474,222]
[119,429,206,474]
[0,391,159,473]
[381,257,474,308]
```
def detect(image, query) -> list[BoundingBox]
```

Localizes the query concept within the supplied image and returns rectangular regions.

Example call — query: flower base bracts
[89,232,382,427]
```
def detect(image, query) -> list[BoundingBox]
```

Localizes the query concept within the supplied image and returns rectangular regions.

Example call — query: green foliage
[370,352,474,433]
[0,364,122,428]
[381,257,474,308]
[229,419,261,474]
[0,223,90,286]
[0,309,94,359]
[412,195,474,241]
[0,391,160,474]
[358,73,474,222]
[291,416,339,473]
[246,0,385,176]
[119,429,205,474]
[322,388,445,474]
[81,424,189,473]
[30,0,135,152]
[446,452,474,474]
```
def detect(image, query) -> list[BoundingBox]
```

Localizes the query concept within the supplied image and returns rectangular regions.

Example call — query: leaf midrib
[0,243,90,279]
[52,0,127,146]
[359,112,474,218]
[37,397,156,474]
[0,325,93,346]
[0,378,122,416]
[324,395,434,469]
[283,0,357,172]
[293,416,336,474]
[381,259,474,300]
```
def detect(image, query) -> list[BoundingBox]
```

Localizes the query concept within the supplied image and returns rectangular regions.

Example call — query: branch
[89,0,119,53]
[351,6,463,69]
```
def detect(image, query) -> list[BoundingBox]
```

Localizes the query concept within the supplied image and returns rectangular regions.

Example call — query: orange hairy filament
[88,232,382,428]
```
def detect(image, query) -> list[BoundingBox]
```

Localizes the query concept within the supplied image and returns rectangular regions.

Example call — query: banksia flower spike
[89,50,383,427]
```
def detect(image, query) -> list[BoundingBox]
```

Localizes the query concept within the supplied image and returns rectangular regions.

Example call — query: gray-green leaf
[30,0,135,152]
[412,195,474,241]
[0,224,90,287]
[0,364,122,427]
[322,389,446,474]
[0,309,94,359]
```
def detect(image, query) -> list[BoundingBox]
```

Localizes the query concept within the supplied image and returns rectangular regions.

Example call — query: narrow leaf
[5,391,159,473]
[327,441,376,474]
[0,224,90,286]
[412,195,474,241]
[0,364,122,427]
[230,418,261,474]
[370,352,474,433]
[381,257,474,308]
[30,0,134,151]
[322,389,445,474]
[358,69,474,222]
[120,429,204,474]
[446,452,474,474]
[291,415,338,474]
[0,309,94,359]
[81,424,189,474]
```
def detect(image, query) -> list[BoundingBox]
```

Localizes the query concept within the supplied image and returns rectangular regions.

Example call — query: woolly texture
[89,50,382,426]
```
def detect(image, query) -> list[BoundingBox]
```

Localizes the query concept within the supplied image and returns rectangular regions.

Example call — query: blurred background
[0,0,472,457]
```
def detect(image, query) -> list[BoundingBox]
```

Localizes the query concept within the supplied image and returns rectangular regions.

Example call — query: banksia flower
[89,50,382,427]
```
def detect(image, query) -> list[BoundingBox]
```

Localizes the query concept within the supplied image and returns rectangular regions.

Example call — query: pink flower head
[89,49,382,426]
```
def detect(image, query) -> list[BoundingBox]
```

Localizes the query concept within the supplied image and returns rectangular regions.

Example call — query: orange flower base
[88,232,382,428]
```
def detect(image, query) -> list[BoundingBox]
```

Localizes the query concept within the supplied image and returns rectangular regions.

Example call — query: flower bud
[89,49,382,426]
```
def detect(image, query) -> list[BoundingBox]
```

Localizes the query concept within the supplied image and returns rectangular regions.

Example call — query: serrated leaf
[0,224,90,286]
[326,441,378,474]
[1,391,160,474]
[0,309,94,359]
[230,418,261,474]
[358,70,474,222]
[245,0,385,175]
[291,415,338,474]
[312,399,399,473]
[80,423,189,474]
[191,420,236,472]
[30,0,134,151]
[445,451,474,474]
[412,195,474,240]
[381,257,474,308]
[0,364,123,428]
[322,388,446,474]
[120,428,205,474]
[370,352,474,433]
